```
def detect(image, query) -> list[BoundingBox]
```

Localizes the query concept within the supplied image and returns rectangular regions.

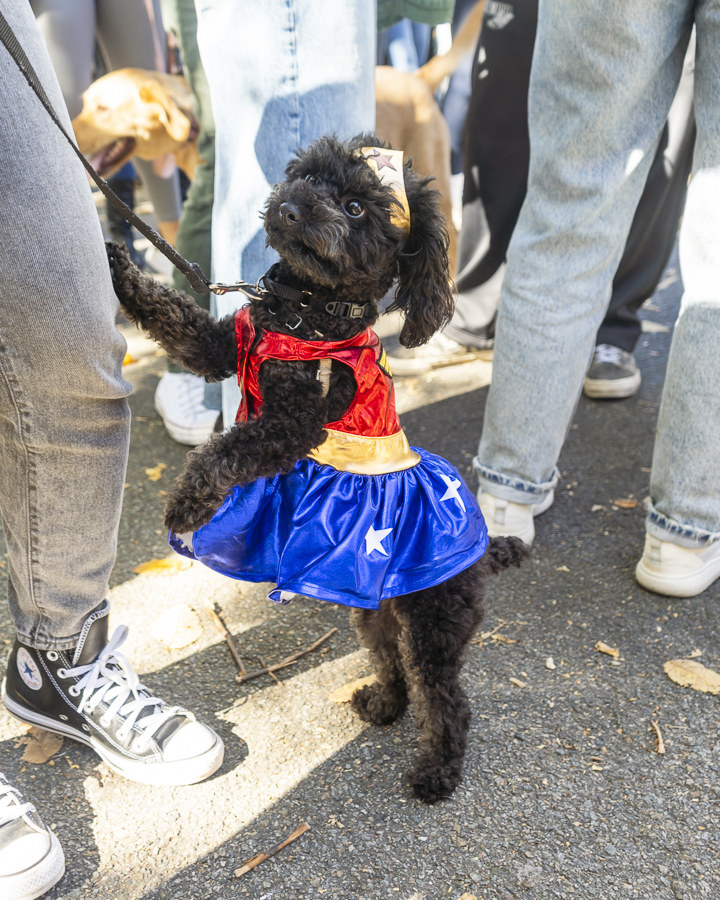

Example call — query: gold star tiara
[356,146,411,235]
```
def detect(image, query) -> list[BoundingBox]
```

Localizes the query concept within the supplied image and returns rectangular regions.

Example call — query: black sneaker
[0,773,65,900]
[583,343,641,399]
[2,602,223,786]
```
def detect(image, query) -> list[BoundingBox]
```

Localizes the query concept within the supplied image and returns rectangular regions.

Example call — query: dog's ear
[390,169,454,348]
[139,83,192,143]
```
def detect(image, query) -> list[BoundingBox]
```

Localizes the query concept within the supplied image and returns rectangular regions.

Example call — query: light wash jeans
[0,0,132,647]
[475,0,720,548]
[195,0,376,427]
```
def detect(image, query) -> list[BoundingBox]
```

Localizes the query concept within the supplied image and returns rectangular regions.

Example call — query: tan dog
[72,67,200,180]
[374,0,485,277]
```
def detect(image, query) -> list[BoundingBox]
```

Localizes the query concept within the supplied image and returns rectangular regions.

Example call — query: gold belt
[308,428,420,475]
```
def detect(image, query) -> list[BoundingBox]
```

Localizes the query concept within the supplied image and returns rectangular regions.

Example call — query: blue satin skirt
[169,449,488,610]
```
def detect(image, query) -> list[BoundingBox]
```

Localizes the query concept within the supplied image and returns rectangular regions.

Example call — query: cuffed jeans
[475,0,720,548]
[0,0,132,647]
[195,0,376,427]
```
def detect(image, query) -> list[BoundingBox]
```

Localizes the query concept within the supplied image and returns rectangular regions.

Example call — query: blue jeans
[195,0,376,427]
[0,0,132,647]
[475,0,720,548]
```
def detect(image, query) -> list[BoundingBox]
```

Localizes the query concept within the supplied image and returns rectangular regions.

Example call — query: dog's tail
[478,536,529,576]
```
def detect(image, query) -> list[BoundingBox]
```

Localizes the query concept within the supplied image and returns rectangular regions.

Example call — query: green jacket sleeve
[377,0,455,31]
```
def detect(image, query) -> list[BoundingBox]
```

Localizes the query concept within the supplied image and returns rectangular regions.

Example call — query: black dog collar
[260,270,368,322]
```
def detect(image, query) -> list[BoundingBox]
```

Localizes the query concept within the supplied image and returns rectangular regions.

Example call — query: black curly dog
[108,134,528,803]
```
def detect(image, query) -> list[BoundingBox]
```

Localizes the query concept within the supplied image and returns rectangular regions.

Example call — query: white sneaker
[386,331,493,376]
[154,372,220,445]
[0,774,65,900]
[477,490,554,546]
[635,534,720,598]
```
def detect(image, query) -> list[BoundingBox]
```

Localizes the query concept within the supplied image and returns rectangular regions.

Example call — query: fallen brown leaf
[664,659,720,694]
[145,463,167,482]
[133,557,192,575]
[612,498,639,509]
[18,728,63,764]
[328,674,377,703]
[151,603,203,649]
[595,641,619,658]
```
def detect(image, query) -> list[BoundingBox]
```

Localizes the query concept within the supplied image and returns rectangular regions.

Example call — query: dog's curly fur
[108,133,527,803]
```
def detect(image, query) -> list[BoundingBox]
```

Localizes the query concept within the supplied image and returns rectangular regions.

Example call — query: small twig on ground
[236,628,338,684]
[207,603,247,675]
[234,821,311,877]
[651,719,666,755]
[472,619,509,646]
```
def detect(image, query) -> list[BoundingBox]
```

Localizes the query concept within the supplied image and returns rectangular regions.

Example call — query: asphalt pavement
[1,243,719,900]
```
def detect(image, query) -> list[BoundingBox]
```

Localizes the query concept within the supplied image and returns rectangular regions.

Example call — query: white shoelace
[59,627,187,750]
[0,777,35,828]
[594,343,626,365]
[163,373,214,422]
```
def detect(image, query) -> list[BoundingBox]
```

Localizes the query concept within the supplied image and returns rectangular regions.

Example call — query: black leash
[0,9,253,298]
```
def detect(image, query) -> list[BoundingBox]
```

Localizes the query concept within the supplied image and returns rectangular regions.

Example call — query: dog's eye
[305,174,317,184]
[343,199,366,219]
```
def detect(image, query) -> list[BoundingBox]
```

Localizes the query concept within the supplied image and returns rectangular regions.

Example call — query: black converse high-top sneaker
[2,601,223,786]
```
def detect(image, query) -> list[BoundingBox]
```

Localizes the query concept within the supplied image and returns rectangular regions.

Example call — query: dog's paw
[410,762,461,805]
[350,682,408,726]
[105,240,131,278]
[164,491,218,534]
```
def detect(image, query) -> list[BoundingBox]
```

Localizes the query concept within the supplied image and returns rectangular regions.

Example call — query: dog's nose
[279,202,301,226]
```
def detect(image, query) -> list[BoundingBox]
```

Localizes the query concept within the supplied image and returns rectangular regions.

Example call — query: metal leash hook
[208,281,266,299]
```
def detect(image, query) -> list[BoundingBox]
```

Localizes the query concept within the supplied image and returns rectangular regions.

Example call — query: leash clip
[209,281,264,300]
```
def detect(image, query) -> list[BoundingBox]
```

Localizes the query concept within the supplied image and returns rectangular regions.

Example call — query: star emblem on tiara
[364,149,397,171]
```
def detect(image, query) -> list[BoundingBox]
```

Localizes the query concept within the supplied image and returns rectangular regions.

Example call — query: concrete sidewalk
[1,251,718,900]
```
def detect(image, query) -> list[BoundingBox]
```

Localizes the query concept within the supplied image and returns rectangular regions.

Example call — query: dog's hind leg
[349,606,408,726]
[394,567,485,804]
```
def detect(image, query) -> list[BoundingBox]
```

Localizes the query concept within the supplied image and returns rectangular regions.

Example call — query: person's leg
[196,0,376,428]
[635,1,720,596]
[584,37,697,400]
[448,0,537,349]
[388,0,537,375]
[155,0,220,443]
[0,4,131,646]
[474,0,693,540]
[0,0,222,784]
[28,0,95,118]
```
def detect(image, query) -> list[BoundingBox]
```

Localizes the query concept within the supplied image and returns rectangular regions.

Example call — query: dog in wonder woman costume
[107,134,527,803]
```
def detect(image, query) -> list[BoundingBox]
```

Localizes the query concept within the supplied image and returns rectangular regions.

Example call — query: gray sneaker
[0,774,65,900]
[387,331,493,376]
[583,344,641,399]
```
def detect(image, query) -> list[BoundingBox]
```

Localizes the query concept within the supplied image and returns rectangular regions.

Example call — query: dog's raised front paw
[350,681,408,726]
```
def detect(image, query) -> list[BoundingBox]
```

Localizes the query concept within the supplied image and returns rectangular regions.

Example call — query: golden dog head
[72,67,200,179]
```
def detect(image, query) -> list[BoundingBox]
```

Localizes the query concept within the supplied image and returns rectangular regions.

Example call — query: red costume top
[234,306,420,474]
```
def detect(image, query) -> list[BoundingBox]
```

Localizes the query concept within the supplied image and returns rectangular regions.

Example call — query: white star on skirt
[439,473,466,511]
[364,525,393,556]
